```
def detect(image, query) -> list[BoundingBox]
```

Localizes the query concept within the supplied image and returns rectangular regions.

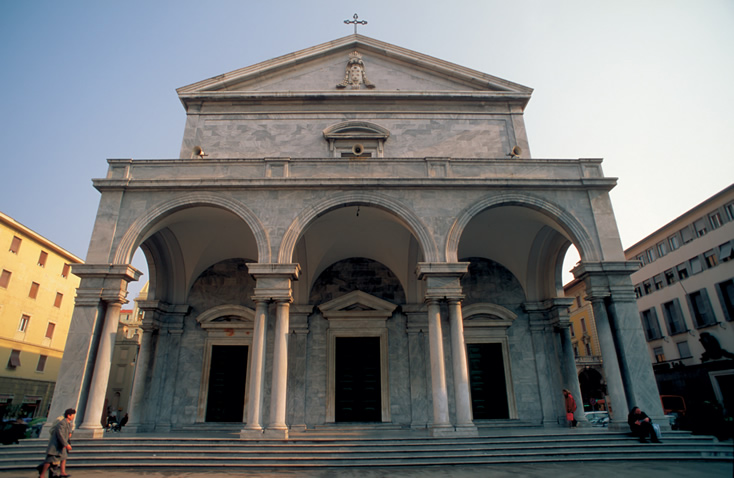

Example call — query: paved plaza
[2,461,732,478]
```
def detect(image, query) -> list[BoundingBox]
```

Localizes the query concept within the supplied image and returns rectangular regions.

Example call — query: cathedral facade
[48,35,664,438]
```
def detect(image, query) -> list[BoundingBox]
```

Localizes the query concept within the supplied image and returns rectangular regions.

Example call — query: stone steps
[0,431,730,471]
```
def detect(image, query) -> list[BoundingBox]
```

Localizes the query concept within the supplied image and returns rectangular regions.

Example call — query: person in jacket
[39,408,75,478]
[628,406,661,443]
[563,389,578,427]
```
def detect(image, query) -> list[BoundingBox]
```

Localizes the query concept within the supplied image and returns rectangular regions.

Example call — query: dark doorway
[467,342,510,419]
[335,337,381,422]
[205,345,248,422]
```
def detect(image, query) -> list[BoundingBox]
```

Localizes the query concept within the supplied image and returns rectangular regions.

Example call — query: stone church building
[48,34,664,438]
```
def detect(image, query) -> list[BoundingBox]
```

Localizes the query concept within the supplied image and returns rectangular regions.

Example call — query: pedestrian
[38,408,75,478]
[627,406,661,443]
[563,389,578,427]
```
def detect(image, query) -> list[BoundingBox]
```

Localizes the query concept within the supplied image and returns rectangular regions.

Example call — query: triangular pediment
[177,34,532,102]
[318,290,397,319]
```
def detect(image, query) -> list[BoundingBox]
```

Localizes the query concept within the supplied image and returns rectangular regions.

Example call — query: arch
[278,191,439,264]
[322,121,391,140]
[113,193,270,265]
[463,303,517,323]
[446,193,599,264]
[196,304,255,329]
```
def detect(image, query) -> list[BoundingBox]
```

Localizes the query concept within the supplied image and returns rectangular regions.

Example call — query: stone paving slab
[3,461,733,478]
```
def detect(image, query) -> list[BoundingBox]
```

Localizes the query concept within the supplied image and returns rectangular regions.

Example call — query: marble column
[589,297,628,422]
[447,299,476,434]
[427,298,451,431]
[266,299,290,438]
[77,298,124,437]
[126,322,158,432]
[242,299,269,436]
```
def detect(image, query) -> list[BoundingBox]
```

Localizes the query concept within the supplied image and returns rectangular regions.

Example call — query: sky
[1,0,733,300]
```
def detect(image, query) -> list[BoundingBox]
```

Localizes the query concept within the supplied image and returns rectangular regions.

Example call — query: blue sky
[2,0,733,298]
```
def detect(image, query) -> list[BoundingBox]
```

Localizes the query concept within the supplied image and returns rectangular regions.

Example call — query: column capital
[248,263,300,302]
[417,262,469,300]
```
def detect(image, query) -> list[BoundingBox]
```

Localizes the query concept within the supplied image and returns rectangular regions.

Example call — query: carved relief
[336,51,375,90]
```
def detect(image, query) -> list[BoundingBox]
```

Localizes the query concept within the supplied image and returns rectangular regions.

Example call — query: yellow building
[564,278,607,411]
[0,211,82,419]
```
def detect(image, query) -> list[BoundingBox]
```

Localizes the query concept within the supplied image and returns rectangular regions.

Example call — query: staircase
[1,429,730,471]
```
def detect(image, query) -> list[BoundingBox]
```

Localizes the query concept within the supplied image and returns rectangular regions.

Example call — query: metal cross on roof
[344,13,367,34]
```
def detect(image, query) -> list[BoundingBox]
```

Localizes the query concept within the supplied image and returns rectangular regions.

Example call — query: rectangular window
[636,254,646,265]
[654,274,664,290]
[573,345,579,357]
[9,236,22,254]
[61,263,71,278]
[7,350,21,369]
[36,355,47,372]
[656,241,668,258]
[664,269,676,285]
[688,289,716,328]
[653,347,665,363]
[585,343,592,356]
[669,234,680,251]
[29,282,40,299]
[634,285,643,298]
[45,322,55,339]
[641,308,663,340]
[719,242,733,263]
[690,256,703,275]
[645,248,656,263]
[38,251,48,267]
[662,299,687,336]
[18,315,30,332]
[704,250,718,269]
[569,324,575,337]
[725,202,734,221]
[580,318,587,332]
[680,226,694,244]
[575,296,582,308]
[643,280,653,294]
[53,293,63,308]
[717,279,734,322]
[693,218,708,237]
[677,263,689,280]
[0,269,11,289]
[710,211,723,229]
[676,341,691,359]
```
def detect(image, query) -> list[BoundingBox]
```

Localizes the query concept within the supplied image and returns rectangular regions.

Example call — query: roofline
[176,34,533,97]
[0,211,84,264]
[623,182,734,254]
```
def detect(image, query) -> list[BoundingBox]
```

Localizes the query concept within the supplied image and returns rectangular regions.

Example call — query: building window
[0,269,11,289]
[641,308,663,341]
[719,242,733,263]
[676,341,692,359]
[653,347,665,363]
[656,241,668,258]
[636,254,646,265]
[688,289,716,328]
[643,280,653,294]
[569,324,575,337]
[716,279,734,322]
[677,263,689,280]
[9,236,22,254]
[53,292,63,308]
[679,226,694,244]
[669,234,680,251]
[580,318,587,333]
[690,256,703,275]
[29,282,40,299]
[710,211,723,229]
[654,274,664,290]
[7,350,21,369]
[725,202,734,221]
[645,248,656,263]
[664,269,676,285]
[45,322,56,339]
[38,251,48,267]
[585,343,592,356]
[36,355,47,373]
[573,345,579,357]
[693,218,708,237]
[662,299,687,336]
[704,250,718,269]
[634,285,643,298]
[61,263,71,278]
[575,296,582,308]
[18,315,30,332]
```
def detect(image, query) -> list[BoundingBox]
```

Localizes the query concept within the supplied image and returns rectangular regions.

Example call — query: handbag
[566,412,574,421]
[652,423,662,440]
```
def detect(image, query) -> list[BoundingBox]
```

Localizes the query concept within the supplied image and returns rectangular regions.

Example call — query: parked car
[584,411,610,427]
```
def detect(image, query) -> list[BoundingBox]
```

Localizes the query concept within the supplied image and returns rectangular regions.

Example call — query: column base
[240,426,265,439]
[73,427,105,439]
[262,427,289,440]
[454,424,479,437]
[429,424,455,437]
